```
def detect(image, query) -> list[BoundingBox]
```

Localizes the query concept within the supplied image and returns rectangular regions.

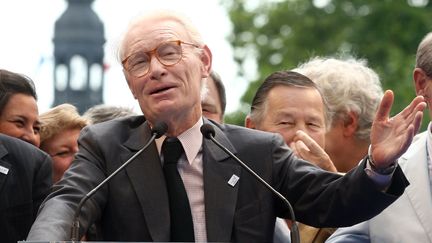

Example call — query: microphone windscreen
[152,122,168,138]
[200,124,216,139]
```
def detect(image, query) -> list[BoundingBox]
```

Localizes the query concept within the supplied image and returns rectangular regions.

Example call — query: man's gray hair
[416,32,432,75]
[295,56,383,141]
[83,104,137,124]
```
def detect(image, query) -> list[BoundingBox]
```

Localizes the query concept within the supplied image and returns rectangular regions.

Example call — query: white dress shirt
[156,118,207,242]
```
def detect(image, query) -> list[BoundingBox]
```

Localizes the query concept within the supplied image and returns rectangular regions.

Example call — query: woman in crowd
[0,69,41,147]
[39,103,88,183]
[0,69,52,243]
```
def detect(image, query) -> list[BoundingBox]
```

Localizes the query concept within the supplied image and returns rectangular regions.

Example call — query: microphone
[200,124,300,243]
[70,122,168,241]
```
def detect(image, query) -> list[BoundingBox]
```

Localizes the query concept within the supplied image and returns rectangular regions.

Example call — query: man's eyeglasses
[122,40,200,78]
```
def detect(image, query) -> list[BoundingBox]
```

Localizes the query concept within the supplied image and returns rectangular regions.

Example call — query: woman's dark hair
[0,69,37,114]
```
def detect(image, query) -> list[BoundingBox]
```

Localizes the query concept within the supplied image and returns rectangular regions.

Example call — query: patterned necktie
[162,137,195,242]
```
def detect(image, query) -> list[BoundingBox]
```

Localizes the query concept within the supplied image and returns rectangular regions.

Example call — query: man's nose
[295,123,307,132]
[148,55,167,80]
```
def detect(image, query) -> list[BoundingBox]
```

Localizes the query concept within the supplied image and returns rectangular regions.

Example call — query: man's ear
[342,111,358,137]
[414,67,428,96]
[123,69,138,99]
[201,45,212,78]
[245,115,256,129]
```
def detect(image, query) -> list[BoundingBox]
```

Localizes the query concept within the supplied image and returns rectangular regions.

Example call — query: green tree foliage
[223,0,432,129]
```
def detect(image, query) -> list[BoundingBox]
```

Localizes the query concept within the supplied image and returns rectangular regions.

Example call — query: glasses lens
[157,42,182,66]
[127,53,150,77]
[124,41,185,77]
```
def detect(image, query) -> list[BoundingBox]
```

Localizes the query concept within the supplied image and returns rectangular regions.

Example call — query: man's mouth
[150,86,174,95]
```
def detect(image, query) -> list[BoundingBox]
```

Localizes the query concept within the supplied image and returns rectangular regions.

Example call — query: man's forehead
[131,19,186,39]
[272,109,325,122]
[123,20,188,53]
[128,31,176,47]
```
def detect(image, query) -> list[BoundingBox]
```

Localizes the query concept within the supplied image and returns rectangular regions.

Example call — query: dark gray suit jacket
[27,116,408,242]
[0,134,52,243]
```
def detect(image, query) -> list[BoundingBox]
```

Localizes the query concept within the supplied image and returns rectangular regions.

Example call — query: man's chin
[147,104,179,118]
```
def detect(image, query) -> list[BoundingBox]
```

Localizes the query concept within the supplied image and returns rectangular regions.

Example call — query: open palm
[370,90,426,168]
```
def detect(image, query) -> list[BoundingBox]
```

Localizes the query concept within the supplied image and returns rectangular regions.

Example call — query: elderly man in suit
[0,133,52,243]
[326,32,432,243]
[28,10,425,242]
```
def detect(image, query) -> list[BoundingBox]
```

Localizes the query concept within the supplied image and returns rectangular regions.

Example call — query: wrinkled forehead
[121,19,190,58]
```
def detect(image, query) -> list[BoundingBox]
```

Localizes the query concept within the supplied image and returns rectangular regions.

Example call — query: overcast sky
[0,0,249,114]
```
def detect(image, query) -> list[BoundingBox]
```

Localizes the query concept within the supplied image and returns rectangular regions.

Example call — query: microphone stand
[70,131,162,241]
[206,134,300,243]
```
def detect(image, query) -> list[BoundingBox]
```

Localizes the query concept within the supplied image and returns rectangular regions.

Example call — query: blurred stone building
[53,0,105,113]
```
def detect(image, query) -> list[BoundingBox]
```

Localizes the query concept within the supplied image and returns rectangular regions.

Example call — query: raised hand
[370,90,426,168]
[290,130,338,172]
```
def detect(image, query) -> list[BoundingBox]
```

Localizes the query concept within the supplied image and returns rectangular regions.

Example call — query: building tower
[53,0,105,113]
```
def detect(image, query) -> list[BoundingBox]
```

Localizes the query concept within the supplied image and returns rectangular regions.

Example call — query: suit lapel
[0,144,10,193]
[401,134,432,241]
[123,121,170,242]
[203,121,241,242]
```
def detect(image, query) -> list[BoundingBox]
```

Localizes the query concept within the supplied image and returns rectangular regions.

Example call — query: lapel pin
[0,165,9,175]
[228,174,240,187]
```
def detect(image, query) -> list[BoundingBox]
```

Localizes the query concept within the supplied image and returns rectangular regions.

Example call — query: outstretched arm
[370,90,426,169]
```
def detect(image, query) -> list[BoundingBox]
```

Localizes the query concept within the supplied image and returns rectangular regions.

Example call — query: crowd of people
[1,9,431,243]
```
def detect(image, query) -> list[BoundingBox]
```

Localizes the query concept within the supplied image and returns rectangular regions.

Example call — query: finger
[295,130,322,154]
[289,142,299,156]
[295,140,310,153]
[294,140,311,160]
[397,98,426,130]
[398,96,426,122]
[289,141,295,150]
[375,90,394,122]
[412,110,424,134]
[398,124,415,159]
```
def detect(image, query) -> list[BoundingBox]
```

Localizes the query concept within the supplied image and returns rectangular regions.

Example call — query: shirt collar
[156,118,203,165]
